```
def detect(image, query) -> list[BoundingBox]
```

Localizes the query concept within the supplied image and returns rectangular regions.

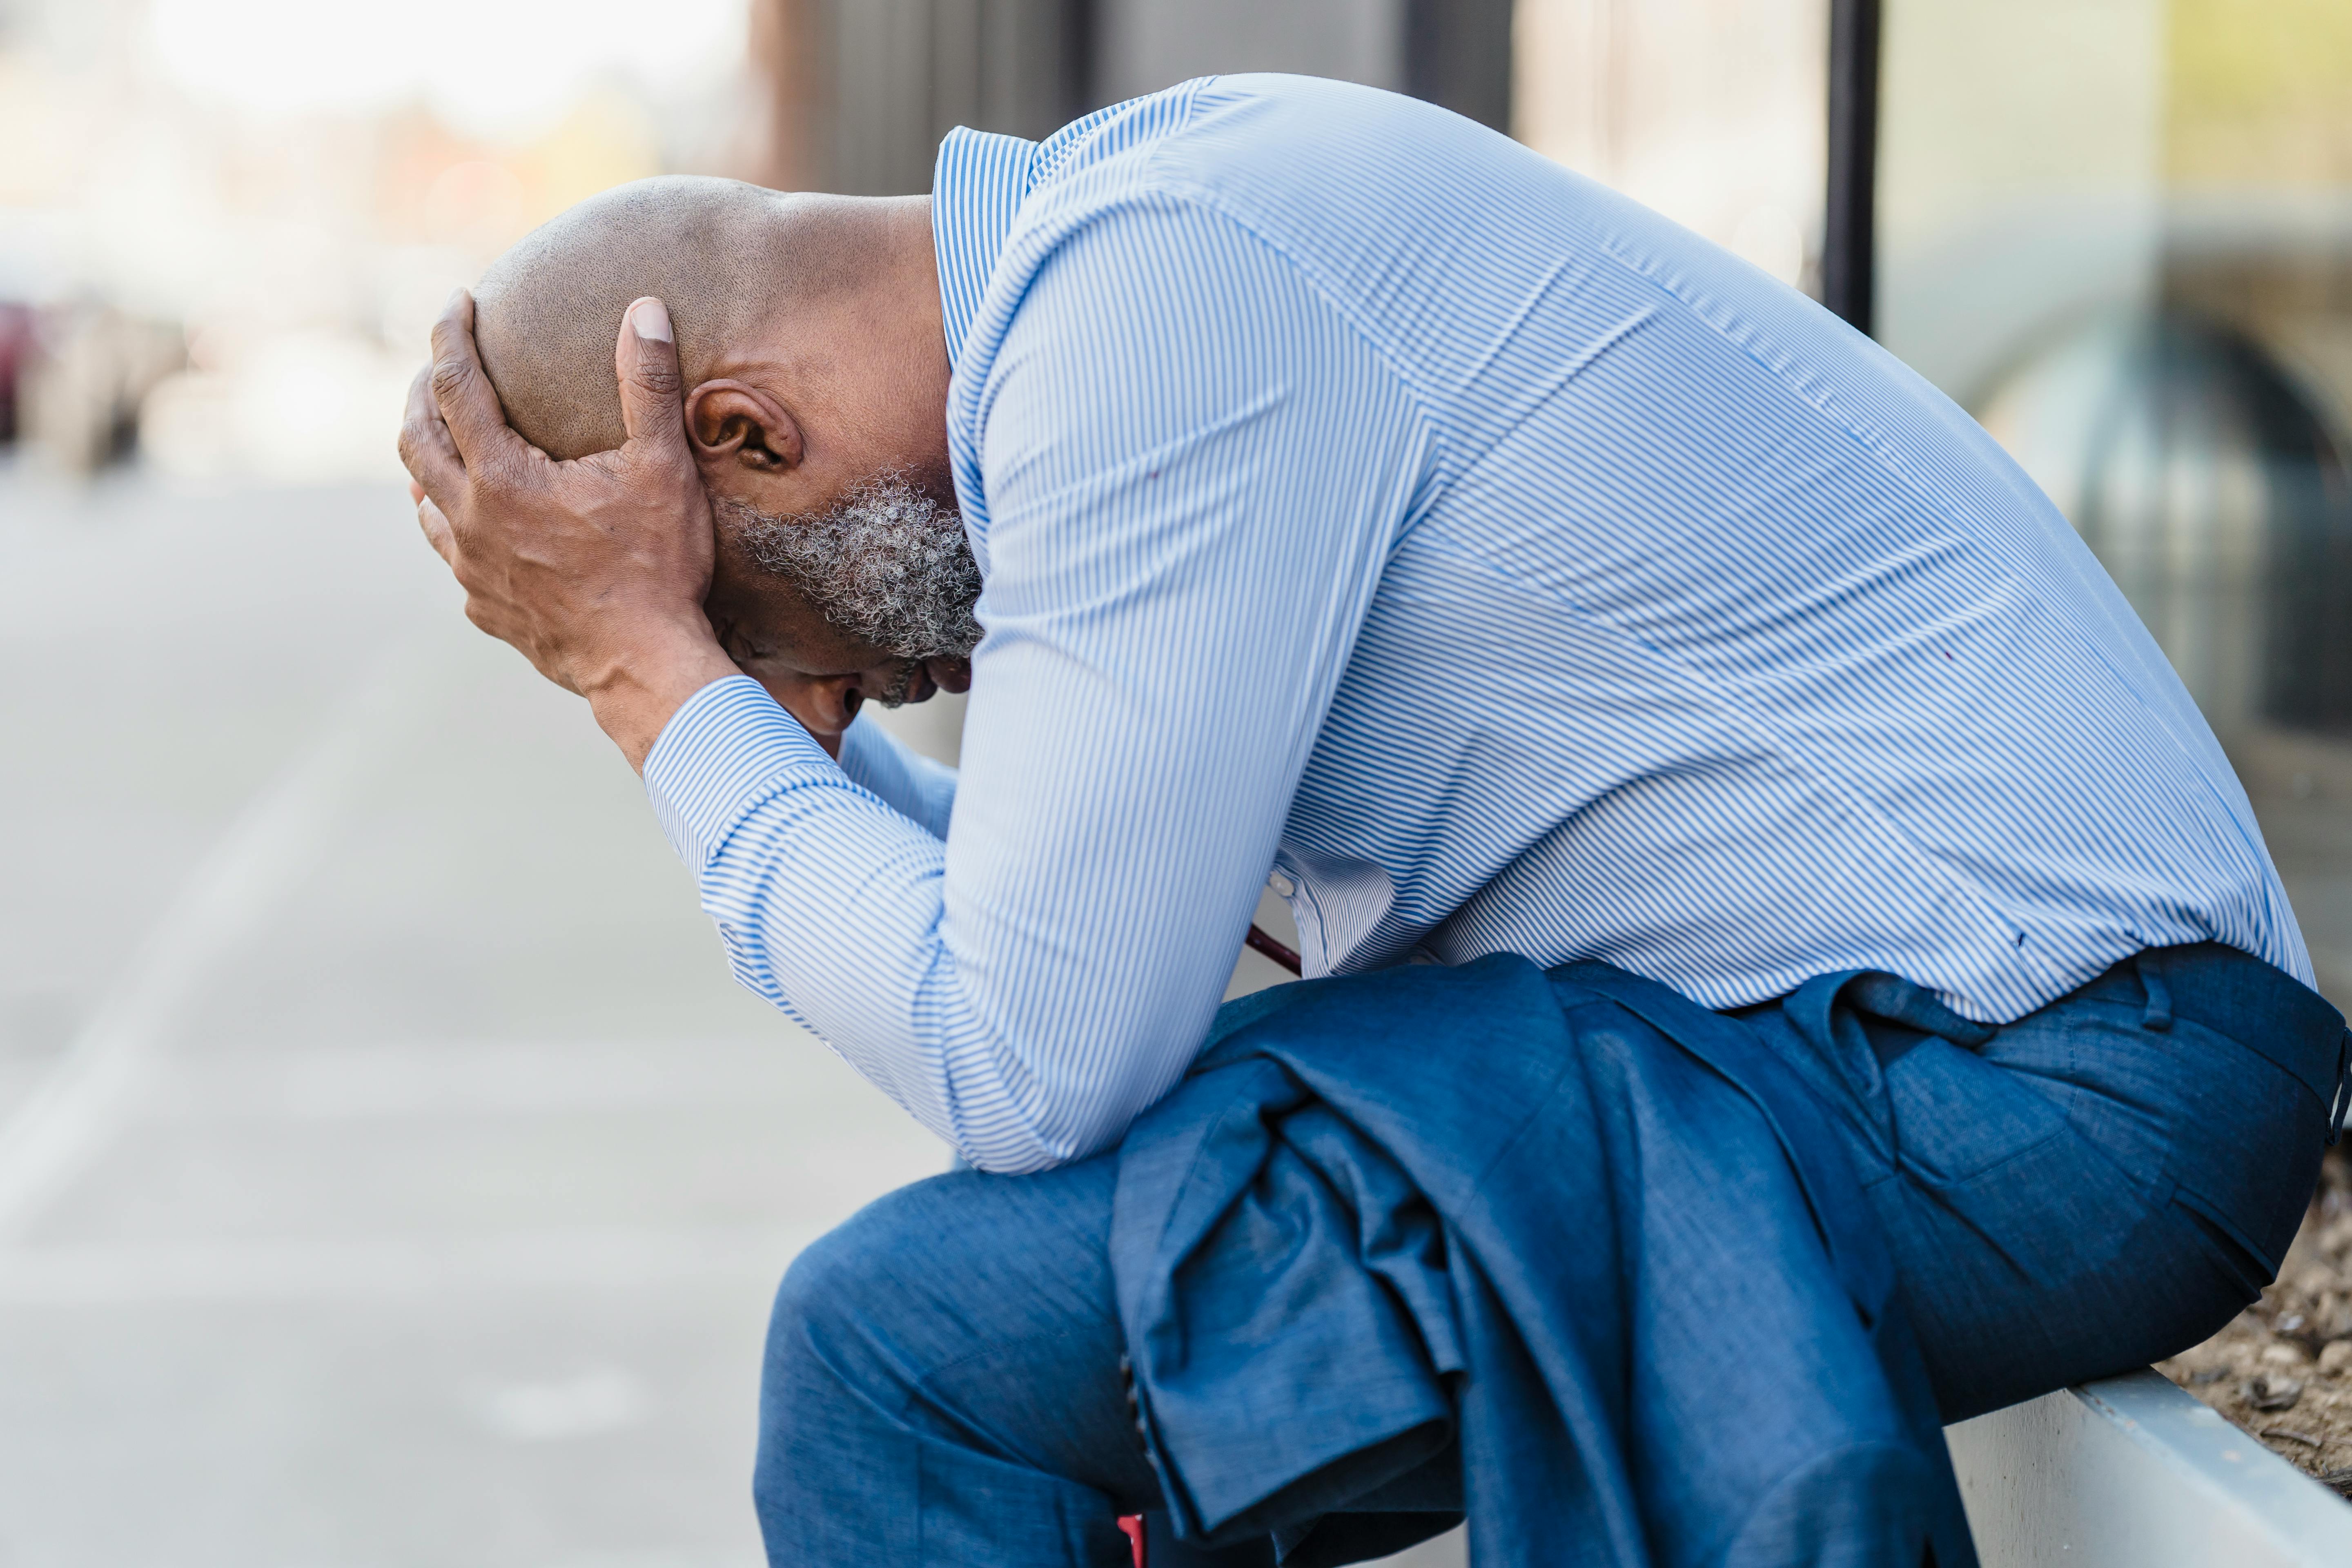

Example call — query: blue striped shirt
[645,75,2309,1174]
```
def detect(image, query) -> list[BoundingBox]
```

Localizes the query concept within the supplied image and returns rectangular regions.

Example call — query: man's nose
[760,673,864,751]
[807,675,865,731]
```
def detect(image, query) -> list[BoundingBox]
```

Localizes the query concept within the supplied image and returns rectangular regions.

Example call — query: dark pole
[1823,0,1882,333]
[1059,0,1096,124]
[1405,0,1515,134]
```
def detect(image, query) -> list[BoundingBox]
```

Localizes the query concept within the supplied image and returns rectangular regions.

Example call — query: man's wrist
[639,673,838,874]
[580,618,743,773]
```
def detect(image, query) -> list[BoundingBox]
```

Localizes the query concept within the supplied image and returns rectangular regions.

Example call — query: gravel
[2159,1150,2352,1497]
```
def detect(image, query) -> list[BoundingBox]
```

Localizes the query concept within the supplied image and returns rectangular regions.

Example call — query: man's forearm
[641,675,997,1156]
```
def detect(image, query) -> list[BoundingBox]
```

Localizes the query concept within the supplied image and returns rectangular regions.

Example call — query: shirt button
[1267,871,1296,898]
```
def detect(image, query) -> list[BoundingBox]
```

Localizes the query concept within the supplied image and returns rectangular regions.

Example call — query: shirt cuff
[641,674,835,872]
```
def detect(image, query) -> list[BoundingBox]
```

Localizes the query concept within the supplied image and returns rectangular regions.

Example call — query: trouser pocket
[1885,1035,2067,1190]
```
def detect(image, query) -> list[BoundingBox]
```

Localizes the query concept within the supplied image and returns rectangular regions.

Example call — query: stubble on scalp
[470,176,862,461]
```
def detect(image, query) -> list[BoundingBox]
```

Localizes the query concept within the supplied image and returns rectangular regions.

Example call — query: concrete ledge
[1946,1369,2352,1566]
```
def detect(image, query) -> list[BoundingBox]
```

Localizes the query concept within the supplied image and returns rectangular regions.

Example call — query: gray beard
[716,474,983,666]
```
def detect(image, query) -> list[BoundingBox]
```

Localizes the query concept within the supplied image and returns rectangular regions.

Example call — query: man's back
[628,74,2311,1170]
[940,73,2306,1021]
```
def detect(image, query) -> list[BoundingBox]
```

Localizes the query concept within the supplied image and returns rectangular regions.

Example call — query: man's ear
[685,379,806,473]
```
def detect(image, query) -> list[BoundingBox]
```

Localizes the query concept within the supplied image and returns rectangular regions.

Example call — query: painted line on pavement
[0,635,441,1242]
[0,1223,829,1305]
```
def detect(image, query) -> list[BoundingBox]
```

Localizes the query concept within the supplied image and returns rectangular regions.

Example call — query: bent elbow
[952,1084,1145,1176]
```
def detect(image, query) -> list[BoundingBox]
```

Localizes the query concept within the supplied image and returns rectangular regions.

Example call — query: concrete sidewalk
[0,469,942,1566]
[0,466,1459,1567]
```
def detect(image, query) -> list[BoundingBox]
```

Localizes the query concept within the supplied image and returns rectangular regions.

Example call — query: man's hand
[398,291,739,771]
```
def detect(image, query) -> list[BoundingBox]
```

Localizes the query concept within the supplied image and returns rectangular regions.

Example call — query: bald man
[437,175,973,759]
[401,76,2344,1568]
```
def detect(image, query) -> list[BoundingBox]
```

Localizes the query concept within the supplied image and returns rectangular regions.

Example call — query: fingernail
[630,298,672,344]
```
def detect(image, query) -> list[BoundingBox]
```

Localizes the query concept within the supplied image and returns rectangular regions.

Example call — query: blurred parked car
[0,302,34,446]
[20,302,185,475]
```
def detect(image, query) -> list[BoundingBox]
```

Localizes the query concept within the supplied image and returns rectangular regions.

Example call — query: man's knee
[760,1158,1127,1463]
[764,1178,956,1408]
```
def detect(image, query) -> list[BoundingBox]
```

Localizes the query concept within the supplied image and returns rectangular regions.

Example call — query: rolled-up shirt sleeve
[643,201,1430,1172]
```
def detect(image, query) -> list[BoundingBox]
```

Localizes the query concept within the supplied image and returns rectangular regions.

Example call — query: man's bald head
[473,176,858,459]
[456,176,977,685]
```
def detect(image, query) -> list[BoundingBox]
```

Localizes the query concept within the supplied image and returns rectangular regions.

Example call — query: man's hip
[1740,941,2345,1419]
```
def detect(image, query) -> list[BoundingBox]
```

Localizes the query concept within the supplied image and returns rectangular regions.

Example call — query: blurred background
[1,0,2349,1564]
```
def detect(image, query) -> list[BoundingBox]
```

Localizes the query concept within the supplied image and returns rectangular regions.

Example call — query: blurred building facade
[0,0,2345,775]
[745,0,1513,197]
[1516,0,1828,293]
[0,0,750,481]
[1878,0,2352,752]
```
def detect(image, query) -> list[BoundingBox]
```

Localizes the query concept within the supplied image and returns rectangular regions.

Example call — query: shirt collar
[931,127,1040,370]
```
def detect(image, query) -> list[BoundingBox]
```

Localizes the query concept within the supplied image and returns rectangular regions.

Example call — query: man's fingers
[415,494,459,568]
[428,289,527,470]
[614,297,690,455]
[399,363,467,508]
